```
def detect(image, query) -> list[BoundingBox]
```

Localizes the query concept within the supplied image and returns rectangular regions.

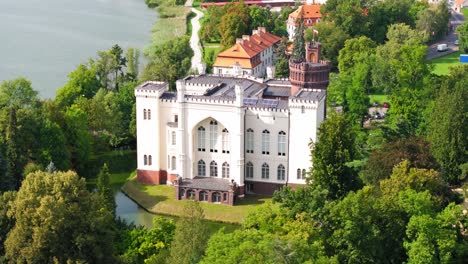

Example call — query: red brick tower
[289,42,331,96]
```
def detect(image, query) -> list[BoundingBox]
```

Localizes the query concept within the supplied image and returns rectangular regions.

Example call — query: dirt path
[185,0,204,72]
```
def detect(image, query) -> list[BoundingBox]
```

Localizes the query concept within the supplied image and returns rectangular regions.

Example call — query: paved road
[185,0,204,72]
[427,8,465,60]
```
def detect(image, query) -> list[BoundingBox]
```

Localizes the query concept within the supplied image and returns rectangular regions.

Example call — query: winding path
[185,0,204,72]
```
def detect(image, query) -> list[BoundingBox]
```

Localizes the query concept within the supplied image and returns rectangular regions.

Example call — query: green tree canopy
[4,171,114,263]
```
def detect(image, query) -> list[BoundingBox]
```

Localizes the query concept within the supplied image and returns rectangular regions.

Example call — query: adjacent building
[213,27,281,78]
[287,4,322,40]
[135,42,330,205]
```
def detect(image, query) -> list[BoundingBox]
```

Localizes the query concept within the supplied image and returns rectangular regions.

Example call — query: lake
[0,0,156,98]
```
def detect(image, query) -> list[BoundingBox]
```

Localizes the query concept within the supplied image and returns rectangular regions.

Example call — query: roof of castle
[213,27,281,69]
[137,75,326,109]
[289,4,322,20]
[179,177,233,191]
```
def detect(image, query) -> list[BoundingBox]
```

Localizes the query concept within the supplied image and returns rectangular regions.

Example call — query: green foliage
[321,0,371,38]
[200,6,224,43]
[427,65,468,184]
[64,105,91,174]
[168,201,209,264]
[95,44,128,92]
[274,37,290,78]
[291,18,305,61]
[125,48,140,81]
[0,191,16,257]
[456,21,468,53]
[361,137,438,186]
[305,22,349,68]
[219,3,251,47]
[4,171,114,263]
[0,77,38,109]
[97,163,116,216]
[310,112,361,200]
[143,36,193,89]
[55,63,100,108]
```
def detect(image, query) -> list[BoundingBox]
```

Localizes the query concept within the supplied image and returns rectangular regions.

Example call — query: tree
[125,48,140,81]
[310,112,360,200]
[305,22,349,68]
[361,137,438,186]
[291,18,305,61]
[63,105,91,174]
[219,3,251,47]
[274,37,290,78]
[200,6,225,43]
[321,0,371,38]
[167,201,209,264]
[55,63,100,108]
[427,66,468,184]
[0,191,16,258]
[456,21,468,53]
[97,163,116,215]
[4,171,114,263]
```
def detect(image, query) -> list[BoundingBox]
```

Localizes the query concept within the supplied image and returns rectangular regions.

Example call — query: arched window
[246,162,254,179]
[297,168,301,179]
[246,128,254,153]
[261,163,269,179]
[210,161,218,177]
[197,126,206,151]
[302,169,306,180]
[222,128,230,154]
[198,160,206,176]
[212,192,221,203]
[148,155,152,166]
[144,155,148,165]
[143,109,147,120]
[222,162,230,178]
[171,156,176,170]
[210,120,218,152]
[199,191,208,201]
[147,109,151,120]
[171,131,176,145]
[262,130,270,155]
[187,190,196,199]
[278,131,286,156]
[277,164,285,180]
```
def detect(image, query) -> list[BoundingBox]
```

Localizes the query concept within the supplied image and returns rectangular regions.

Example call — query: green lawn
[122,177,273,224]
[463,8,468,18]
[368,94,389,105]
[431,51,462,75]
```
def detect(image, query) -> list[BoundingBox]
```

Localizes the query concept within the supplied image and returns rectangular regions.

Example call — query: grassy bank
[463,8,468,18]
[122,177,273,224]
[431,51,462,75]
[85,150,137,183]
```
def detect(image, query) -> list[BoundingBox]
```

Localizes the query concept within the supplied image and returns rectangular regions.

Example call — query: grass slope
[122,177,273,224]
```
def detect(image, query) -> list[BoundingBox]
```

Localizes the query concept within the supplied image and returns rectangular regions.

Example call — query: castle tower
[289,42,330,96]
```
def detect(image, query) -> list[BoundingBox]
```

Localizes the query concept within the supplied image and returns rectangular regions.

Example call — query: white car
[455,39,459,45]
[437,44,448,52]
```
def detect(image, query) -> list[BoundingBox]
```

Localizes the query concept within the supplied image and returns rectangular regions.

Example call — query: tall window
[246,162,254,178]
[262,130,270,155]
[278,131,286,156]
[197,126,206,151]
[222,129,230,154]
[261,163,269,179]
[147,109,151,120]
[301,106,305,114]
[148,155,152,166]
[246,129,254,153]
[171,156,176,170]
[144,155,147,165]
[210,120,218,152]
[277,164,285,180]
[210,161,218,177]
[171,131,176,145]
[143,109,147,120]
[174,115,178,122]
[198,160,206,176]
[222,162,230,178]
[297,168,301,179]
[213,192,221,203]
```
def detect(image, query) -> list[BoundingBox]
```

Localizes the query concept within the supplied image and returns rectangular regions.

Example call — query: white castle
[135,43,330,205]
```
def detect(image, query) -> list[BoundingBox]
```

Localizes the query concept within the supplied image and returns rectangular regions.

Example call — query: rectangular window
[246,163,253,179]
[222,129,230,154]
[197,127,206,151]
[278,132,286,156]
[262,130,270,155]
[210,121,218,152]
[246,129,254,153]
[171,131,176,145]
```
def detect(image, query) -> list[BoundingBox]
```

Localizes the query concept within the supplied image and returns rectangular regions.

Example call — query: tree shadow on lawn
[236,194,272,206]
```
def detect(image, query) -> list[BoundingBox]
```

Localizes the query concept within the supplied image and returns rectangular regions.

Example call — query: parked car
[455,39,459,45]
[437,44,448,52]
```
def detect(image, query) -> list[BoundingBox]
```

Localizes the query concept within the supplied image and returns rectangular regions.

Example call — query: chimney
[236,38,243,44]
[242,35,250,41]
[252,29,259,36]
[258,27,266,33]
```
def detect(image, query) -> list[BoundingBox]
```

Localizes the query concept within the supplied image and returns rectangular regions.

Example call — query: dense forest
[0,0,467,263]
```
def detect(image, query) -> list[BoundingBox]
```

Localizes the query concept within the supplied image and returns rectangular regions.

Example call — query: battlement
[135,81,168,98]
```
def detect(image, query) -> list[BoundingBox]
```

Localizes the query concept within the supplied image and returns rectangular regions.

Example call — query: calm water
[0,0,156,98]
[115,190,157,228]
